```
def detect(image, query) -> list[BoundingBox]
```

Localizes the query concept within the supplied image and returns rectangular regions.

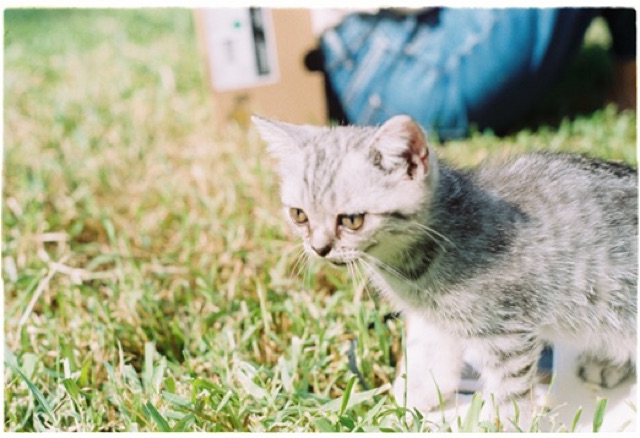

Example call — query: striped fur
[253,114,637,411]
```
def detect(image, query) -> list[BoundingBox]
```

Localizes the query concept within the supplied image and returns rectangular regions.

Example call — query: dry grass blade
[17,254,70,330]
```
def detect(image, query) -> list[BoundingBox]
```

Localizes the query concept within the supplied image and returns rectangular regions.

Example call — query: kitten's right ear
[369,115,431,180]
[251,115,304,159]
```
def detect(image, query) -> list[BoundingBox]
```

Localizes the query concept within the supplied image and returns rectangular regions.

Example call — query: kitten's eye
[339,213,365,231]
[289,208,308,224]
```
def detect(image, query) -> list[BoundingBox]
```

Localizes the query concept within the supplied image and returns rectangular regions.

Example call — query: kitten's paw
[392,373,455,412]
[577,355,634,389]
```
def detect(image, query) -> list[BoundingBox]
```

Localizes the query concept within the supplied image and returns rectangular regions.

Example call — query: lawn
[2,9,637,432]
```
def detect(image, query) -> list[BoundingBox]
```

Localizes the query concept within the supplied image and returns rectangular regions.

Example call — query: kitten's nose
[311,245,332,257]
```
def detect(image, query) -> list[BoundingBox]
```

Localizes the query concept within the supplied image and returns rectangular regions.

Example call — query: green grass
[3,9,636,432]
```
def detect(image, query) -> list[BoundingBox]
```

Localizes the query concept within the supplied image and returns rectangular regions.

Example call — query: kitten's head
[253,115,439,266]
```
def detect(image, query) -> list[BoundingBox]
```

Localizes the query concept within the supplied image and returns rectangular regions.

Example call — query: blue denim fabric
[320,8,597,139]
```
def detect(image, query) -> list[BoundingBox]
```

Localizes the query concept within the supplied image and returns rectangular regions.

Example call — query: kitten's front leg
[393,312,464,411]
[477,332,543,425]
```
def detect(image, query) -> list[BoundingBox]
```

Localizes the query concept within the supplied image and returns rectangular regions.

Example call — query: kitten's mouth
[306,246,359,266]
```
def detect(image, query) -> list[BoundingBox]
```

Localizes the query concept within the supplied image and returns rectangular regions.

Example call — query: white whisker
[355,259,377,304]
[347,260,363,302]
[361,252,419,289]
[401,220,454,253]
[290,245,307,278]
[296,246,313,289]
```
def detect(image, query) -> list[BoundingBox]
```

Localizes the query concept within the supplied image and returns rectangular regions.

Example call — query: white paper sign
[202,8,279,91]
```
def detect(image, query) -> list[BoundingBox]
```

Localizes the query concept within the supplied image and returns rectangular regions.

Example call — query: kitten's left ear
[369,115,430,180]
[251,115,312,159]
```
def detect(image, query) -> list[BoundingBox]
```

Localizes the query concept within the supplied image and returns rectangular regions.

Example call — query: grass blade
[320,381,391,414]
[145,401,171,432]
[172,413,196,432]
[570,406,583,432]
[11,365,57,423]
[161,390,193,408]
[313,417,335,432]
[339,375,357,416]
[62,378,80,402]
[592,397,607,432]
[461,393,484,432]
[144,342,155,392]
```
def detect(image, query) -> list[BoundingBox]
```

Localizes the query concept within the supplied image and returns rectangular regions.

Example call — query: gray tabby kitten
[253,114,637,411]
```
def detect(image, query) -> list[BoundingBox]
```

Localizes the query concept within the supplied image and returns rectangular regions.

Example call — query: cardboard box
[195,8,327,126]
